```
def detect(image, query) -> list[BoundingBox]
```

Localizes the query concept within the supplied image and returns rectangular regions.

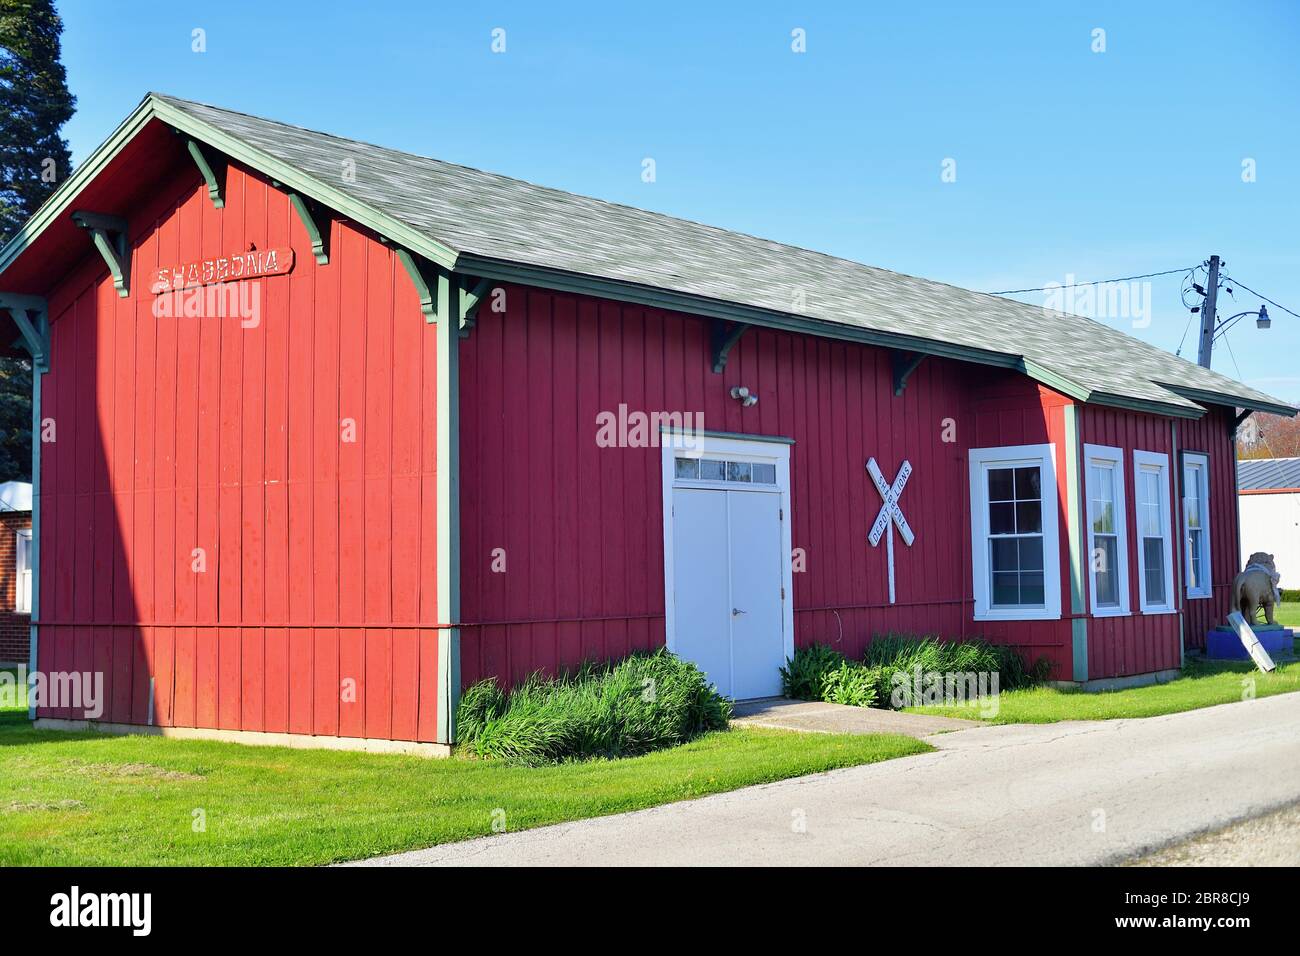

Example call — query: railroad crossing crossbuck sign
[866,457,914,604]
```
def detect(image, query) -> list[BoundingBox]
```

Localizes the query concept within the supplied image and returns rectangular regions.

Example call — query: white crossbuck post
[866,458,915,604]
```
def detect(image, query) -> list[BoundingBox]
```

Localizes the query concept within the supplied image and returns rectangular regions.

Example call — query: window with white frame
[968,444,1061,621]
[1134,450,1175,612]
[15,528,31,614]
[1083,444,1129,615]
[1182,452,1212,598]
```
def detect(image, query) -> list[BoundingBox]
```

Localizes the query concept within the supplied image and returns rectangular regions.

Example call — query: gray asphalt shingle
[158,94,1292,417]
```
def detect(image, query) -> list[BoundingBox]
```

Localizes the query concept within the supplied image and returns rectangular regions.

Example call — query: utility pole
[1196,254,1221,368]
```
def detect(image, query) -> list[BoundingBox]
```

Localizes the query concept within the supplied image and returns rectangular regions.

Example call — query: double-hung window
[1083,444,1129,615]
[969,444,1061,621]
[1133,450,1175,613]
[1182,452,1212,598]
[15,528,31,614]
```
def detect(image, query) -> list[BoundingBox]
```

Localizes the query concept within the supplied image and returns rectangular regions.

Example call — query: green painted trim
[148,97,459,271]
[0,96,154,278]
[1070,618,1088,684]
[1161,383,1296,418]
[1085,390,1205,420]
[7,308,48,368]
[434,269,461,746]
[186,138,224,208]
[457,255,1244,421]
[659,426,795,445]
[71,211,130,298]
[1063,404,1088,681]
[1018,359,1092,403]
[458,277,492,337]
[396,248,436,322]
[0,93,458,286]
[287,192,329,264]
[457,253,1028,370]
[710,320,747,373]
[0,292,48,313]
[1171,420,1185,668]
[28,323,44,719]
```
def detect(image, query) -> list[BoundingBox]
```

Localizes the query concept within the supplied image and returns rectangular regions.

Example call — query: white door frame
[661,431,796,679]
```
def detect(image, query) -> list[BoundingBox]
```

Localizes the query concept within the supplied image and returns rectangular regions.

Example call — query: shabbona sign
[150,246,294,292]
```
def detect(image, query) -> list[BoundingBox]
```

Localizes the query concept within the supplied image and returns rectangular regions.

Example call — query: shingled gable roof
[2,92,1294,420]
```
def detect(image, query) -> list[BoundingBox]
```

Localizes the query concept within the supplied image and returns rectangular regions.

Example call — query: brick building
[0,481,33,665]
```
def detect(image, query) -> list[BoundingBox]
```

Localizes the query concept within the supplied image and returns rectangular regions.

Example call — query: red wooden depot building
[0,95,1291,753]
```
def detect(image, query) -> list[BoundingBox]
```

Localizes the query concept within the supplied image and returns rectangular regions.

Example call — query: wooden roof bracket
[458,277,492,338]
[267,177,331,266]
[70,211,130,298]
[286,190,330,265]
[711,319,747,373]
[1232,408,1253,433]
[892,350,925,396]
[185,137,225,209]
[0,293,50,371]
[395,247,450,324]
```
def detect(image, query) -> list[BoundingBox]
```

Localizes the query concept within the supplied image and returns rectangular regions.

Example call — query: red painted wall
[34,159,442,740]
[459,286,1078,686]
[1077,404,1238,678]
[1175,406,1241,651]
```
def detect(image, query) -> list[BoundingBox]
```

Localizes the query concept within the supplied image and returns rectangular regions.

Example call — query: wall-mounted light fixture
[730,385,758,408]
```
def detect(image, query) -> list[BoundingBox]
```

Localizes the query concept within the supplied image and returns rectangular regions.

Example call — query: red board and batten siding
[1173,406,1241,652]
[459,286,1078,686]
[1077,404,1239,679]
[34,161,442,741]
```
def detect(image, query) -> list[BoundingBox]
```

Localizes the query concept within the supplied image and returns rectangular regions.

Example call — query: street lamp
[1212,305,1270,344]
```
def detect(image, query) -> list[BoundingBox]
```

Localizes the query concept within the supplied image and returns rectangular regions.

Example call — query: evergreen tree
[0,0,75,241]
[0,0,76,483]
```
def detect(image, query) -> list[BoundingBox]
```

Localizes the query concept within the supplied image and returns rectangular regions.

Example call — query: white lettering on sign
[866,457,914,604]
[151,247,294,293]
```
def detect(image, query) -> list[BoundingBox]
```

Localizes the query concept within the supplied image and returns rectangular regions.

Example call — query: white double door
[665,440,792,700]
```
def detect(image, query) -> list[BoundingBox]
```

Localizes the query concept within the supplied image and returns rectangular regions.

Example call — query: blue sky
[56,1,1300,402]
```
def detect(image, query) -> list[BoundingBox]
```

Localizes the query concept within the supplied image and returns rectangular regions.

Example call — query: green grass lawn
[1273,601,1300,628]
[909,605,1300,724]
[0,671,928,865]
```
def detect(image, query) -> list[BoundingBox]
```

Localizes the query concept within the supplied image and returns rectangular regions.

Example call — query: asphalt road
[349,692,1300,866]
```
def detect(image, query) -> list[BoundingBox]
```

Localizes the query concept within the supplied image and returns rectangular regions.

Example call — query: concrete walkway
[347,692,1300,866]
[730,698,977,738]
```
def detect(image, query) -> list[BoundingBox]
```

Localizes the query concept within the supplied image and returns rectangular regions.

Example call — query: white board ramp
[1227,611,1277,673]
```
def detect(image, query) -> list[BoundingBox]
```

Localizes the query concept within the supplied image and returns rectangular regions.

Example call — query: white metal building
[1238,458,1300,589]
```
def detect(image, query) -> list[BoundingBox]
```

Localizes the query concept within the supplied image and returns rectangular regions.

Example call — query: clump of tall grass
[456,650,732,765]
[782,634,1049,709]
[778,643,846,700]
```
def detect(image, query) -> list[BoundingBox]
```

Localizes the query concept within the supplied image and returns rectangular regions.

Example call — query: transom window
[968,444,1061,621]
[1182,452,1212,598]
[1083,444,1129,615]
[675,457,777,485]
[1134,450,1174,613]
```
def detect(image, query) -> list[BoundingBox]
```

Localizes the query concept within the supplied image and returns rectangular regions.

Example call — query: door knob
[732,608,745,616]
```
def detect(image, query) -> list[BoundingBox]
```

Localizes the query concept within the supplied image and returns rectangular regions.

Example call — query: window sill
[1139,607,1178,616]
[1091,607,1131,618]
[973,607,1060,622]
[1186,592,1213,601]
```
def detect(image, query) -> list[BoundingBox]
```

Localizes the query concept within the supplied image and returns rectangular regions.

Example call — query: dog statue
[1232,552,1281,627]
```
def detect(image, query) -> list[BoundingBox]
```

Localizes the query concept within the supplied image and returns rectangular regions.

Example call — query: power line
[1221,276,1300,320]
[989,266,1195,296]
